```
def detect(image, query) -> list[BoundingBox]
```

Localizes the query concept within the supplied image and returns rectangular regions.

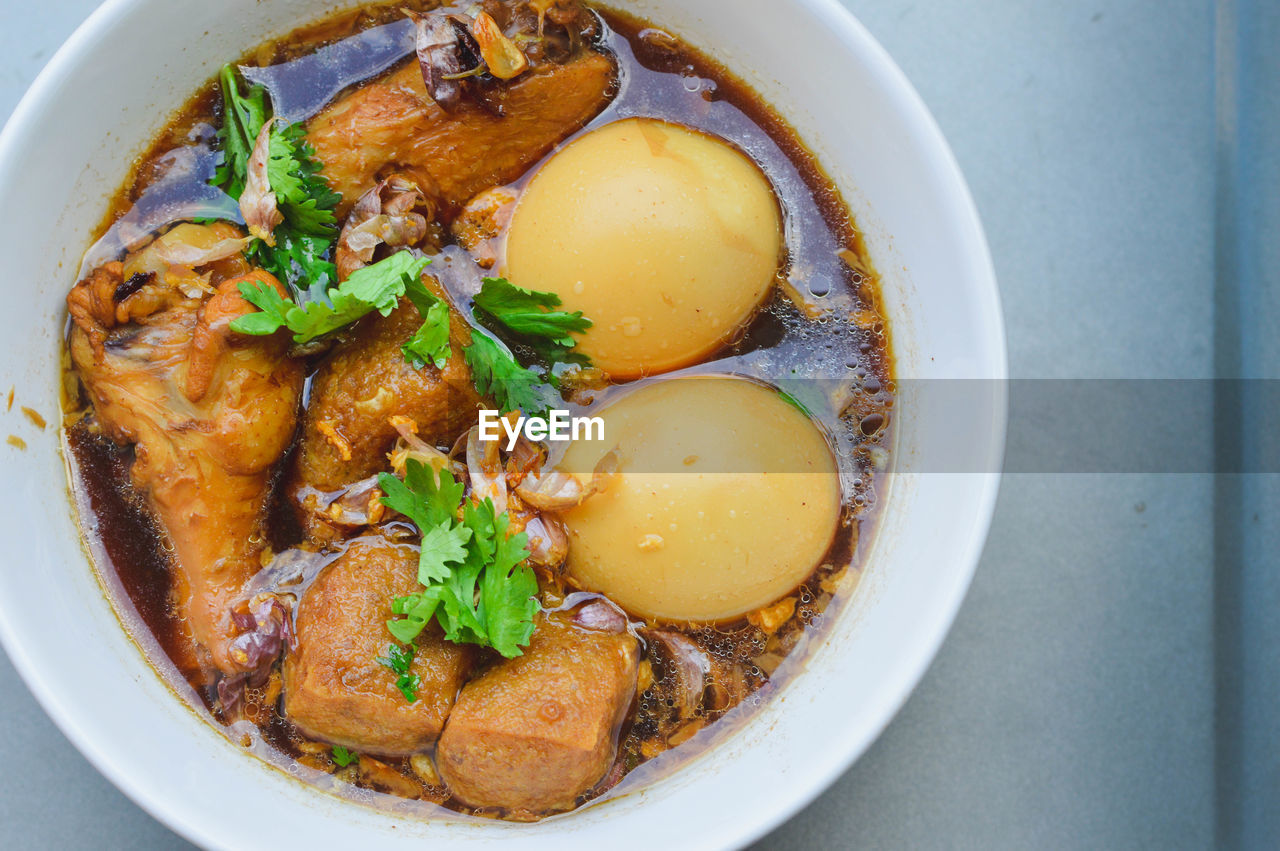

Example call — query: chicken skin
[68,256,303,678]
[307,51,617,219]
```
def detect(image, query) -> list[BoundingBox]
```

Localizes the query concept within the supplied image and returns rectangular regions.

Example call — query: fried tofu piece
[291,285,479,540]
[283,537,471,756]
[307,52,617,218]
[436,610,640,813]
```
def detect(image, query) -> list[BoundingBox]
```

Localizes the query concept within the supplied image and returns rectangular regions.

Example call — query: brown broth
[65,423,190,671]
[62,0,895,820]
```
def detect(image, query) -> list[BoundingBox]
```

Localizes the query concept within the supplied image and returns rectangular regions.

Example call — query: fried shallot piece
[335,174,436,281]
[306,50,617,219]
[68,262,304,678]
[291,279,480,542]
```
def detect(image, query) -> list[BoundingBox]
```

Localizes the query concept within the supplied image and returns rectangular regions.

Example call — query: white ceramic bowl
[0,0,1005,848]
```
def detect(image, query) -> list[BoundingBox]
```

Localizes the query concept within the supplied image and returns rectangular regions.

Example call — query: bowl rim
[0,0,1007,847]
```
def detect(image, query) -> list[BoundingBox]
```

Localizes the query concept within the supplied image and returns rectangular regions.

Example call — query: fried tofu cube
[436,611,639,813]
[283,537,470,756]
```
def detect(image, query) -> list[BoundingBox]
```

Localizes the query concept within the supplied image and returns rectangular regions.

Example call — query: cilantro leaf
[401,276,453,370]
[378,460,465,530]
[463,331,556,417]
[246,228,337,304]
[433,498,498,646]
[462,277,595,414]
[290,251,424,338]
[463,497,497,564]
[229,252,430,343]
[388,590,442,644]
[472,277,592,347]
[379,467,538,658]
[266,123,341,237]
[231,279,291,335]
[379,462,469,585]
[416,523,472,584]
[435,554,487,647]
[376,643,422,703]
[397,675,422,704]
[331,746,358,767]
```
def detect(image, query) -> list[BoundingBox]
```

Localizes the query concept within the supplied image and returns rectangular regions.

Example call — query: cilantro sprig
[331,746,358,767]
[472,277,592,363]
[377,460,537,659]
[230,252,430,344]
[212,65,266,201]
[376,644,422,704]
[211,65,341,301]
[261,122,341,237]
[462,277,594,416]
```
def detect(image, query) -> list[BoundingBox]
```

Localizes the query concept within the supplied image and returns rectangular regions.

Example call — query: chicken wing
[69,257,304,678]
[307,51,617,219]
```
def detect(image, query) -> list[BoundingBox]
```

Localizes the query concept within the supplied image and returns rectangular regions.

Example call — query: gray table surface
[2,0,1275,848]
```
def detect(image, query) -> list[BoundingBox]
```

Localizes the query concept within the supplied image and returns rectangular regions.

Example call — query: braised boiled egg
[504,118,783,380]
[557,376,840,622]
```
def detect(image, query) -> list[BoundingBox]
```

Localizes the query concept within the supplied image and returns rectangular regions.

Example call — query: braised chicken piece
[283,536,472,756]
[291,279,480,542]
[436,605,640,813]
[67,239,304,678]
[307,51,617,219]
